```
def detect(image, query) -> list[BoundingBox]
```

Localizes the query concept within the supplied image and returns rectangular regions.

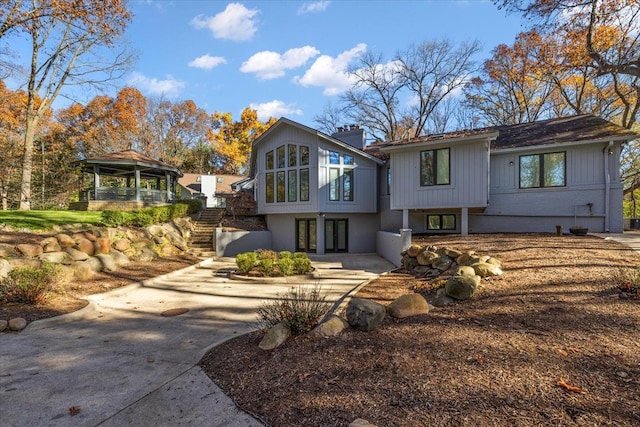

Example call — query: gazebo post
[165,173,171,201]
[93,165,100,200]
[135,167,141,202]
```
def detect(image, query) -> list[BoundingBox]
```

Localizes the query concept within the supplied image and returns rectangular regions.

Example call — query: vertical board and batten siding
[473,142,624,233]
[389,139,489,210]
[317,140,379,213]
[255,125,318,214]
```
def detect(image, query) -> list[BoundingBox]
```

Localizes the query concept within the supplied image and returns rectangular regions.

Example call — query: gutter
[604,141,613,232]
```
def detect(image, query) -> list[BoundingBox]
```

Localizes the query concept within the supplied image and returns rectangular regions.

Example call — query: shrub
[101,210,127,227]
[181,199,202,214]
[256,249,278,261]
[236,252,257,274]
[293,255,312,275]
[257,286,331,335]
[276,257,295,276]
[133,212,154,227]
[614,268,640,299]
[0,262,60,304]
[278,251,293,259]
[293,252,307,259]
[259,258,275,277]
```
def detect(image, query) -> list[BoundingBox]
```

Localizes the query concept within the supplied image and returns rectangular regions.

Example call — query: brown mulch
[199,234,640,427]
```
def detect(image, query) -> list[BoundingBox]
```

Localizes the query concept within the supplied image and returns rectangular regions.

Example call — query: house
[247,115,638,254]
[178,173,245,208]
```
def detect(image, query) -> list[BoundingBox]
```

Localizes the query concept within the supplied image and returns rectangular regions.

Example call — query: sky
[10,0,528,128]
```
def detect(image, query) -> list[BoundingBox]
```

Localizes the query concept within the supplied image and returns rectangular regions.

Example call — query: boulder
[74,237,95,256]
[72,262,94,280]
[8,258,41,270]
[431,287,456,307]
[406,244,423,257]
[84,256,103,272]
[0,319,7,332]
[432,256,453,271]
[40,237,61,253]
[346,298,386,332]
[443,248,462,259]
[95,254,117,272]
[146,224,165,237]
[15,244,43,258]
[309,315,348,338]
[94,237,111,255]
[0,259,12,278]
[445,274,481,300]
[486,257,502,267]
[349,419,378,427]
[0,243,15,257]
[471,262,503,278]
[55,233,76,249]
[416,250,438,266]
[136,248,158,262]
[8,317,27,331]
[387,293,429,319]
[132,238,154,249]
[456,251,476,266]
[39,251,72,265]
[259,322,291,350]
[112,238,131,252]
[455,265,477,277]
[110,250,130,266]
[64,247,90,261]
[401,255,418,271]
[165,231,188,251]
[73,231,97,242]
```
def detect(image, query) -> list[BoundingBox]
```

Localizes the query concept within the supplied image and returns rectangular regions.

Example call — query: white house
[247,115,638,254]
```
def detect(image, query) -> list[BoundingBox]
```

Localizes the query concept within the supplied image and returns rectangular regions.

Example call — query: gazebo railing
[79,187,173,203]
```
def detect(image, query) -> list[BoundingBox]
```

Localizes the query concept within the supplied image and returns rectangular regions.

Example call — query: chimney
[331,125,366,150]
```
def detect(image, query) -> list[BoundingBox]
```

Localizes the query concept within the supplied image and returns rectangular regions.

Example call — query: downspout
[604,141,613,232]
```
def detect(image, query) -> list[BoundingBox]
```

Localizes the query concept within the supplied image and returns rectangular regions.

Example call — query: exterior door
[325,219,348,252]
[296,219,317,252]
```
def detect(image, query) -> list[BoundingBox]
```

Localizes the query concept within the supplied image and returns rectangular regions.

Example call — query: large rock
[94,254,117,272]
[387,293,429,319]
[146,224,165,237]
[445,274,481,300]
[165,231,188,251]
[110,250,130,266]
[135,248,158,262]
[9,317,27,331]
[72,261,94,280]
[259,322,291,350]
[94,237,111,255]
[456,251,476,266]
[74,237,95,256]
[55,233,75,249]
[471,262,503,278]
[112,238,131,252]
[431,287,456,307]
[132,238,154,249]
[15,244,43,258]
[0,319,7,332]
[309,315,348,338]
[0,259,13,278]
[84,256,103,272]
[39,251,72,265]
[64,247,90,261]
[0,243,15,257]
[73,231,97,242]
[455,266,477,277]
[432,256,453,271]
[406,244,423,257]
[346,298,386,332]
[416,250,438,266]
[40,237,61,253]
[349,419,378,427]
[8,258,41,269]
[401,255,418,271]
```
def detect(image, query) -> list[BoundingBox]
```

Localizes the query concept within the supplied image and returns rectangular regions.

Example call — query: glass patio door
[296,219,317,252]
[325,219,348,252]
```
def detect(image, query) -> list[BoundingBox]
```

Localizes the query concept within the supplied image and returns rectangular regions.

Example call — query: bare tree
[9,0,133,210]
[313,100,346,135]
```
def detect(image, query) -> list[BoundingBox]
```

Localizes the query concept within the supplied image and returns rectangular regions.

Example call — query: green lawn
[0,210,103,231]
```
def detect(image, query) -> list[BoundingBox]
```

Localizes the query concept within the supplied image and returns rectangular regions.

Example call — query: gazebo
[70,150,183,211]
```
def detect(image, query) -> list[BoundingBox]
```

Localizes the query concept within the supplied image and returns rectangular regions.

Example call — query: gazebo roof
[79,150,183,178]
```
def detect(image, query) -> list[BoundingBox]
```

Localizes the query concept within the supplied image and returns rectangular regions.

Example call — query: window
[343,169,353,201]
[300,168,309,201]
[277,145,285,168]
[420,148,450,186]
[387,167,391,195]
[277,171,285,202]
[266,150,274,170]
[265,172,274,203]
[288,144,297,167]
[520,152,566,188]
[300,146,309,165]
[329,151,340,165]
[344,154,354,165]
[288,170,297,202]
[427,214,456,230]
[329,168,340,201]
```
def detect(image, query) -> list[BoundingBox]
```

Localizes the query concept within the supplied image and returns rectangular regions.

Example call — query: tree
[208,108,277,175]
[0,81,29,209]
[6,0,132,210]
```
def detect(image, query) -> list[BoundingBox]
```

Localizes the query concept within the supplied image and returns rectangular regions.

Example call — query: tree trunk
[19,118,37,210]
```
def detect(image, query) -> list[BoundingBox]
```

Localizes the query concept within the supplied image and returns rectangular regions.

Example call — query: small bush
[293,252,307,259]
[293,256,312,275]
[276,257,295,276]
[133,212,154,227]
[236,252,257,274]
[257,286,331,335]
[614,268,640,299]
[101,210,127,227]
[256,249,278,261]
[259,258,275,277]
[278,251,293,259]
[0,262,60,304]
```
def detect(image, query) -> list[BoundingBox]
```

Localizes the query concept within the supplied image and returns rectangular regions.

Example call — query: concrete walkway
[0,254,394,427]
[592,231,640,252]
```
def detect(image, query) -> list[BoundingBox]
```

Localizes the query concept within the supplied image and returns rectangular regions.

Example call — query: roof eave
[381,131,499,153]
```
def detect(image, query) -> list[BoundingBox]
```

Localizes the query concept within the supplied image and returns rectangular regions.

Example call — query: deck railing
[79,187,174,203]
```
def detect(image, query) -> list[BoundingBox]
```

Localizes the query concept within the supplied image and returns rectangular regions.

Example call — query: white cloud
[191,3,259,42]
[188,54,227,70]
[295,43,367,95]
[249,100,303,121]
[240,46,320,80]
[126,72,185,98]
[298,1,330,15]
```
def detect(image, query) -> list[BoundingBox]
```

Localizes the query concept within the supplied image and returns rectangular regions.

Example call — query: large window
[265,150,274,170]
[420,148,450,186]
[265,172,274,203]
[288,145,297,167]
[427,214,456,230]
[276,171,285,202]
[343,169,353,201]
[300,168,309,201]
[329,168,340,201]
[277,145,285,168]
[265,144,309,203]
[300,146,309,165]
[327,150,356,202]
[288,170,297,202]
[520,152,566,188]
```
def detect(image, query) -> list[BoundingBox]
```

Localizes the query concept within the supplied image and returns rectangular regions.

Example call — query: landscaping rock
[471,262,503,278]
[94,237,111,255]
[445,274,481,300]
[55,233,76,249]
[0,259,12,278]
[455,266,477,277]
[165,231,188,251]
[74,237,95,256]
[406,244,423,257]
[456,251,476,266]
[432,256,453,271]
[64,247,90,261]
[387,293,429,318]
[416,250,438,266]
[40,237,61,253]
[346,298,386,332]
[15,244,43,258]
[8,258,41,270]
[146,224,165,237]
[112,238,131,252]
[401,255,419,271]
[84,256,103,272]
[0,243,15,257]
[132,238,154,249]
[259,322,291,350]
[110,250,130,266]
[8,317,27,331]
[39,251,72,265]
[136,248,158,262]
[95,254,117,272]
[349,419,378,427]
[309,315,348,338]
[431,287,456,307]
[0,319,7,332]
[72,262,94,280]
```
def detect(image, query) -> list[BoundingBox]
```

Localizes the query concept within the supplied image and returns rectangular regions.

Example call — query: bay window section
[420,148,450,186]
[520,152,565,188]
[288,170,297,202]
[265,172,274,203]
[277,171,285,202]
[329,168,340,201]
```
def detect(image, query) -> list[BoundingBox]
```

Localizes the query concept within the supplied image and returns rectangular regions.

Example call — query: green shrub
[236,252,257,274]
[0,262,60,304]
[257,286,331,335]
[182,199,202,214]
[259,258,275,277]
[293,256,312,275]
[276,257,295,276]
[278,251,293,259]
[133,212,154,227]
[256,249,278,261]
[614,267,640,299]
[293,252,307,259]
[101,210,127,226]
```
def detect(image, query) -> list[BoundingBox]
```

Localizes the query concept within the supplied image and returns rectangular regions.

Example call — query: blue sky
[11,1,527,127]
